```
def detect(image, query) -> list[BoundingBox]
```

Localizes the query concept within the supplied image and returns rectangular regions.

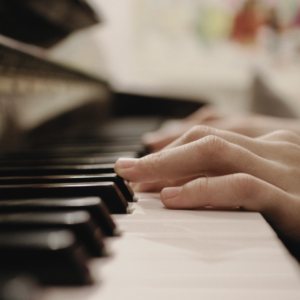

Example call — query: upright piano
[0,1,300,299]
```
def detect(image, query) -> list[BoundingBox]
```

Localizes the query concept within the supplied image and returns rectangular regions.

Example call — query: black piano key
[0,274,40,300]
[0,211,106,257]
[0,152,137,166]
[30,135,142,146]
[0,163,115,176]
[0,182,128,214]
[0,197,119,237]
[0,173,135,202]
[20,144,146,156]
[0,230,92,285]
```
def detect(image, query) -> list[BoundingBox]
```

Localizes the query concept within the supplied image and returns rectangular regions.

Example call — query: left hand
[115,126,300,243]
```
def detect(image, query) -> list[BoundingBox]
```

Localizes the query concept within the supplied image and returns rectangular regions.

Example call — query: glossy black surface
[0,163,116,177]
[0,173,134,202]
[0,230,92,285]
[0,197,118,237]
[0,211,106,257]
[0,182,128,214]
[0,0,99,47]
[0,274,40,299]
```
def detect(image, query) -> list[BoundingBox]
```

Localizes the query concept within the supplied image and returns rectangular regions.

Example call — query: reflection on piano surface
[0,1,300,299]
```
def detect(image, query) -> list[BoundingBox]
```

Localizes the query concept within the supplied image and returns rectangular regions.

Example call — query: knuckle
[187,177,210,206]
[150,150,167,166]
[195,177,209,193]
[287,165,300,180]
[231,174,276,212]
[182,125,215,144]
[140,151,164,174]
[196,135,227,158]
[281,141,300,153]
[200,125,217,137]
[264,130,300,143]
[273,129,295,138]
[266,140,300,160]
[231,173,256,201]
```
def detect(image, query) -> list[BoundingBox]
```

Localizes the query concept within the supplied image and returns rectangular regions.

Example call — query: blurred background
[49,0,300,118]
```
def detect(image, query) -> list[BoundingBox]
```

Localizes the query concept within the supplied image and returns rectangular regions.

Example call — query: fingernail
[129,182,139,191]
[116,158,139,169]
[131,183,141,192]
[161,187,182,199]
[130,182,137,188]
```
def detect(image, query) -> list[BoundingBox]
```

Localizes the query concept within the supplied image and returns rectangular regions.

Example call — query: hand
[143,106,300,152]
[115,126,300,243]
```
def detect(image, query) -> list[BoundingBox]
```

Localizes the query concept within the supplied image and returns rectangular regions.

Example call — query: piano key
[0,173,134,202]
[36,140,144,151]
[0,197,119,237]
[26,136,144,152]
[0,211,106,257]
[0,230,92,285]
[0,163,115,176]
[0,182,128,214]
[0,151,138,165]
[3,149,137,158]
[18,143,146,156]
[30,135,142,145]
[0,274,40,300]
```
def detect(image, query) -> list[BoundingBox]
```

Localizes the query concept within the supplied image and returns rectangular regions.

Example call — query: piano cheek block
[0,182,129,214]
[0,230,92,286]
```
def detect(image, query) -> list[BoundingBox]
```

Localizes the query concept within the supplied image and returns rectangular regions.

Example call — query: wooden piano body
[0,1,300,299]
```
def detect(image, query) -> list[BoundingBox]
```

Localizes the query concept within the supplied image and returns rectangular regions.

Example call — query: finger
[130,181,165,193]
[165,125,271,158]
[161,174,278,211]
[143,106,224,152]
[131,181,175,193]
[197,114,272,138]
[258,130,300,145]
[160,174,300,241]
[115,136,282,184]
[142,131,182,152]
[185,105,224,123]
[165,126,300,167]
[143,120,194,152]
[131,175,200,193]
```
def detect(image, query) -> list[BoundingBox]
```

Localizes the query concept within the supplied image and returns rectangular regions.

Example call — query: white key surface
[42,193,300,300]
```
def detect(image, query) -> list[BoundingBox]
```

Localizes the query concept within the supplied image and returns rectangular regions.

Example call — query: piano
[0,1,300,299]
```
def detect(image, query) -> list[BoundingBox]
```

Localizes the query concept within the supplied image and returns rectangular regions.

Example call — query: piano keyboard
[1,4,300,297]
[42,194,300,300]
[1,117,300,300]
[0,117,160,292]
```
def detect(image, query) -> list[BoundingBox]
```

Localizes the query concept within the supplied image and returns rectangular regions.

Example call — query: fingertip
[115,158,139,169]
[161,187,182,208]
[114,158,139,179]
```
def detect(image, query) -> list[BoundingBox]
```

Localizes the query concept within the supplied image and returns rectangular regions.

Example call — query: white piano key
[40,193,300,300]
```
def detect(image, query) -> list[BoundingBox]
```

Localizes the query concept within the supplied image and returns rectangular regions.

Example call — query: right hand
[116,127,300,244]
